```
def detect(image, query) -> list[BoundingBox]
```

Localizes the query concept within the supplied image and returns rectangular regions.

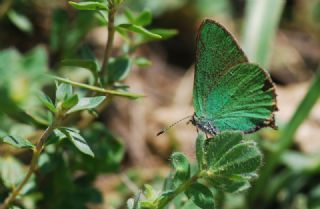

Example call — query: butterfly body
[192,19,278,135]
[191,114,219,135]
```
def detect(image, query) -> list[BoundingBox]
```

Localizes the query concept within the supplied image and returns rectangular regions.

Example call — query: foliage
[0,0,177,208]
[1,0,319,209]
[128,132,262,209]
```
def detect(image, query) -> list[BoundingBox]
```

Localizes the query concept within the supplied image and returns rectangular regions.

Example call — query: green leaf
[62,128,94,157]
[149,28,178,39]
[1,135,34,149]
[0,157,26,188]
[134,57,152,68]
[26,109,52,126]
[144,184,156,199]
[140,201,154,209]
[124,8,135,23]
[45,129,66,146]
[117,24,162,39]
[56,82,73,103]
[163,172,175,191]
[185,183,215,209]
[171,152,190,187]
[69,1,108,11]
[7,10,33,33]
[75,123,124,173]
[135,10,152,26]
[123,9,152,26]
[62,94,79,110]
[60,59,99,73]
[204,132,262,193]
[206,131,243,169]
[155,190,175,206]
[37,92,56,113]
[107,56,132,83]
[9,206,22,209]
[51,75,144,99]
[208,174,252,193]
[196,132,206,171]
[66,96,105,114]
[212,141,262,175]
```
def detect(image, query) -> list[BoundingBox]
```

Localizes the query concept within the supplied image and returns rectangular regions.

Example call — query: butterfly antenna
[156,115,193,136]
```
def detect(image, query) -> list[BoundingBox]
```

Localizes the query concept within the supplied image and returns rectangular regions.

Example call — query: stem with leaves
[156,173,201,209]
[131,132,262,209]
[1,119,59,209]
[100,0,117,85]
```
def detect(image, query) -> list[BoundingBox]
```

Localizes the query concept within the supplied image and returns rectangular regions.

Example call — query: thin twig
[99,0,116,85]
[0,120,59,209]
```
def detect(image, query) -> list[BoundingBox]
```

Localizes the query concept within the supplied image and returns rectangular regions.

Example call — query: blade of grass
[49,75,144,99]
[249,68,320,203]
[242,0,285,68]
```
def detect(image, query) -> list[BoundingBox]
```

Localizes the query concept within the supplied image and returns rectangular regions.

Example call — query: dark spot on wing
[262,79,273,92]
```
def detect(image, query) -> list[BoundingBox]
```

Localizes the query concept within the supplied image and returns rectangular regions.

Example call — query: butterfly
[157,19,278,136]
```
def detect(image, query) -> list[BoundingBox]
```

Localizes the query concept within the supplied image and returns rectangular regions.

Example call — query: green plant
[128,132,262,209]
[0,0,177,208]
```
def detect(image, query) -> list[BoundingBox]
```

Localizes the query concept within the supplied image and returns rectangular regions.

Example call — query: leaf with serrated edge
[208,174,251,193]
[212,141,261,175]
[206,131,243,168]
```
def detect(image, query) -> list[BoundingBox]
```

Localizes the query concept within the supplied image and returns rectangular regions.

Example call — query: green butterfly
[157,19,277,136]
[191,19,278,135]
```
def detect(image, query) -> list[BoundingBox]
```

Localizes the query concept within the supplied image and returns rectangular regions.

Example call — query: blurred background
[0,0,320,208]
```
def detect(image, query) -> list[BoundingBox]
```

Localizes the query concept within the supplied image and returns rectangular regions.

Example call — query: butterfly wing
[206,63,277,132]
[193,19,277,133]
[193,19,248,115]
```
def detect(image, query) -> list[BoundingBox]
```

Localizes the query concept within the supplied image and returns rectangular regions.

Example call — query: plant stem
[99,0,117,85]
[0,120,59,209]
[156,173,201,209]
[51,76,143,99]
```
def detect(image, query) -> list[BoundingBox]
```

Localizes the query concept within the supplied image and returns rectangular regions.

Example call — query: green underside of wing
[206,63,275,132]
[193,20,276,132]
[193,20,248,114]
